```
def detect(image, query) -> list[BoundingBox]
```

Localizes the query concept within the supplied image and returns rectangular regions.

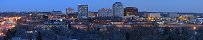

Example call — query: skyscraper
[113,2,124,17]
[78,4,88,18]
[98,8,113,17]
[66,8,74,14]
[124,7,138,16]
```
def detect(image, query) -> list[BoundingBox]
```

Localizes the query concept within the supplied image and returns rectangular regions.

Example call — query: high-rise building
[124,7,138,16]
[66,8,74,14]
[113,2,124,17]
[98,8,113,17]
[78,4,88,18]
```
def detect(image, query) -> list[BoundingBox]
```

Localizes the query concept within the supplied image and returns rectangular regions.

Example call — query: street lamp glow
[193,27,197,30]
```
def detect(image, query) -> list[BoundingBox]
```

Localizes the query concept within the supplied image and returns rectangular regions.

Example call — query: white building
[148,13,161,18]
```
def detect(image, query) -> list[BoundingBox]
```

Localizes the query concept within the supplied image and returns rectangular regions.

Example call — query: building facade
[147,13,161,18]
[88,11,98,17]
[98,8,113,17]
[66,8,74,14]
[113,2,124,17]
[78,5,88,18]
[124,7,138,16]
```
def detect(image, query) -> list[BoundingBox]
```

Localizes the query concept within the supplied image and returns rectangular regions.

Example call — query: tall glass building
[113,2,124,17]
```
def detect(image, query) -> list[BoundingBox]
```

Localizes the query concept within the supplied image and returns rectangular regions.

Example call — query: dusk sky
[0,0,203,13]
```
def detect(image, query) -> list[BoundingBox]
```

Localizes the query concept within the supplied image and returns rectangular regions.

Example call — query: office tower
[78,4,88,18]
[66,8,74,14]
[98,8,113,17]
[124,7,138,16]
[113,2,124,17]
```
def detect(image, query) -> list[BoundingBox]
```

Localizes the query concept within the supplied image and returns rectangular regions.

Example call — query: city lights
[0,0,202,40]
[193,27,197,30]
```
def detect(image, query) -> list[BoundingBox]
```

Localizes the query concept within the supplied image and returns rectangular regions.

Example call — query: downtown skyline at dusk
[1,0,203,40]
[0,0,203,13]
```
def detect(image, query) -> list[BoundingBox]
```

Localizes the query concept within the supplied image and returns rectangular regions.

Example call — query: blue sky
[0,0,203,13]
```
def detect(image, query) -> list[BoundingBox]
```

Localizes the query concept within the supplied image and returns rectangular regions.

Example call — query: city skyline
[0,0,203,13]
[2,0,203,40]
